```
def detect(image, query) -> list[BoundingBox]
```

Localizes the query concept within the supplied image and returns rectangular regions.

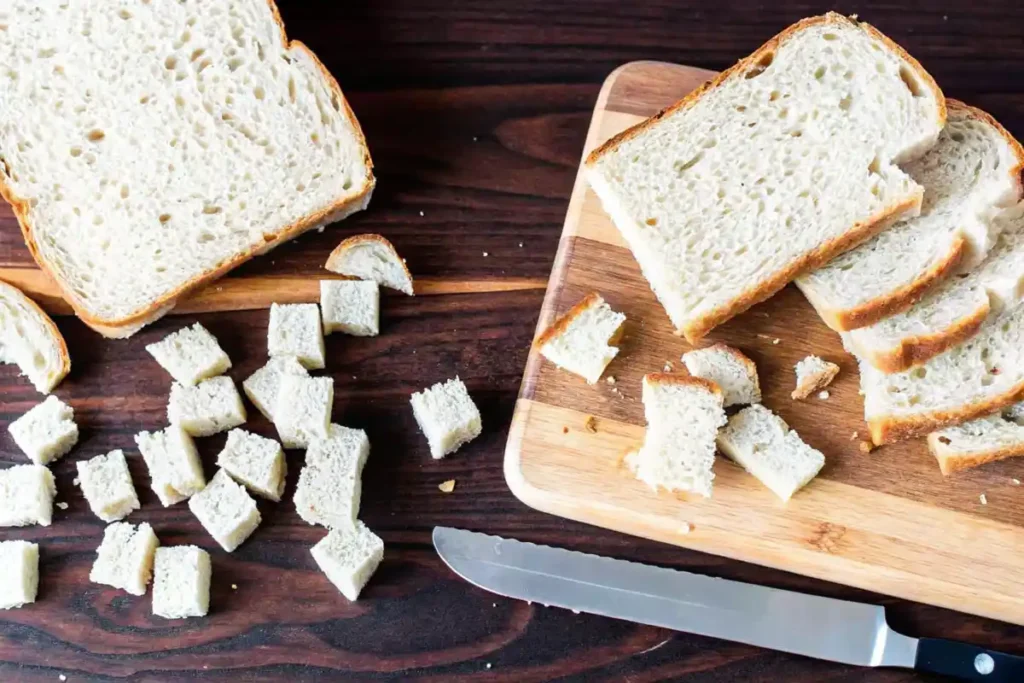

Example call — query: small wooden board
[505,61,1024,626]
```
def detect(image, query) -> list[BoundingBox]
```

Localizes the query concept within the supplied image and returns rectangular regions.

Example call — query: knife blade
[433,527,1024,682]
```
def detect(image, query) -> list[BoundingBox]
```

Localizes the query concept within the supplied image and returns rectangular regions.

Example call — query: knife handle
[915,637,1024,681]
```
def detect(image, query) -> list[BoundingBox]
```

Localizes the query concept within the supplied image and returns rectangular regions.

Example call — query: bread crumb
[73,478,80,486]
[679,522,692,534]
[438,479,456,493]
[518,242,524,248]
[482,252,489,257]
[473,136,479,142]
[485,663,492,670]
[818,390,830,400]
[562,426,569,434]
[1013,478,1021,486]
[59,676,67,682]
[232,584,238,590]
[980,493,988,505]
[492,602,496,607]
[859,441,874,454]
[56,502,68,510]
[606,376,616,385]
[773,338,780,345]
[584,416,598,433]
[663,361,673,372]
[850,431,858,440]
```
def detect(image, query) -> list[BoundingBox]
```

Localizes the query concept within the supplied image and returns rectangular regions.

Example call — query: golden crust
[688,343,761,395]
[0,279,70,391]
[643,372,722,398]
[928,431,1024,476]
[534,292,611,350]
[791,360,839,400]
[0,0,375,338]
[324,233,415,294]
[585,13,946,343]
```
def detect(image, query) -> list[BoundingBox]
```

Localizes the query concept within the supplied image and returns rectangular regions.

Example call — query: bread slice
[846,206,1024,373]
[792,355,840,400]
[681,343,760,406]
[927,403,1024,475]
[536,293,626,384]
[797,102,1024,331]
[0,541,39,610]
[325,235,414,295]
[89,522,159,596]
[585,14,944,342]
[0,0,374,337]
[717,404,825,501]
[8,395,78,465]
[0,281,69,393]
[631,374,726,498]
[310,521,384,601]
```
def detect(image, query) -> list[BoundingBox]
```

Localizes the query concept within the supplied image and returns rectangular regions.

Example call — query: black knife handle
[915,637,1024,681]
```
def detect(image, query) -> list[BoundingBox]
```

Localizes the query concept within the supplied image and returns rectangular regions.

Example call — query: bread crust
[644,372,722,398]
[534,292,609,350]
[0,0,375,338]
[689,343,761,397]
[0,279,70,391]
[324,233,415,294]
[791,360,839,400]
[585,13,946,344]
[928,431,1024,476]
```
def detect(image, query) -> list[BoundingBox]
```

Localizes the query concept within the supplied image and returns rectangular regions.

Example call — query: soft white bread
[846,205,1024,373]
[682,344,761,406]
[791,355,840,400]
[268,303,325,370]
[294,424,370,528]
[217,429,287,502]
[797,102,1024,331]
[274,374,333,449]
[321,280,380,337]
[716,404,825,501]
[536,293,626,384]
[146,323,231,387]
[76,450,141,523]
[188,470,261,552]
[410,377,483,459]
[585,14,945,342]
[242,356,308,422]
[168,376,247,437]
[152,546,211,620]
[325,234,414,296]
[0,464,56,527]
[8,395,78,465]
[0,0,374,337]
[0,281,69,393]
[135,425,206,507]
[0,541,39,609]
[631,374,726,498]
[89,522,159,596]
[310,521,384,601]
[926,403,1024,475]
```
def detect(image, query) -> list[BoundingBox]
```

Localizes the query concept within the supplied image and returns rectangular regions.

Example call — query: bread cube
[89,522,159,596]
[242,356,308,422]
[0,541,39,609]
[274,375,333,449]
[310,521,384,601]
[217,429,287,501]
[76,450,140,522]
[188,470,261,552]
[320,280,379,337]
[294,425,369,528]
[168,376,247,437]
[135,425,206,507]
[268,303,325,370]
[537,293,626,384]
[410,377,482,458]
[146,323,231,386]
[0,465,56,527]
[8,395,78,465]
[152,546,211,619]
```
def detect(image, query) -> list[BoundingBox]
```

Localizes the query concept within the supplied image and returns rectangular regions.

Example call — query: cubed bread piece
[294,425,370,528]
[217,429,287,501]
[268,303,325,370]
[146,323,231,386]
[320,280,380,337]
[152,546,211,619]
[0,465,56,527]
[242,356,308,422]
[135,425,206,507]
[682,344,761,407]
[168,376,247,437]
[89,522,159,596]
[0,541,39,609]
[536,293,626,384]
[410,377,482,458]
[792,356,840,400]
[188,470,261,552]
[76,450,140,522]
[274,375,333,449]
[8,395,78,465]
[310,521,384,601]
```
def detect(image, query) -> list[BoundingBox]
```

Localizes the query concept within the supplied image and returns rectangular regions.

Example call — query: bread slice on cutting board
[797,102,1024,332]
[927,403,1024,475]
[0,280,69,393]
[0,0,374,338]
[847,204,1024,374]
[585,13,945,342]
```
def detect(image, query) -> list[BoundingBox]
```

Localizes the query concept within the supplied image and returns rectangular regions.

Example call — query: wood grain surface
[1,1,1024,681]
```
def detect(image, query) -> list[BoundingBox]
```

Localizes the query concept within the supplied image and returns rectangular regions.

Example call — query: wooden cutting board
[505,61,1024,626]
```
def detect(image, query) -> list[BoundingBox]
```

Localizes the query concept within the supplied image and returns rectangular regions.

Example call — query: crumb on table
[980,493,988,505]
[584,416,598,433]
[439,479,456,494]
[859,441,874,454]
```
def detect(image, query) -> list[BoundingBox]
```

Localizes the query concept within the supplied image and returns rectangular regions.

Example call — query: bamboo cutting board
[505,61,1024,626]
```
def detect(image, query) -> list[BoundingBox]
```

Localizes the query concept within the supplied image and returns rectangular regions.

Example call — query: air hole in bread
[256,42,266,61]
[155,266,167,273]
[899,66,924,97]
[70,147,82,157]
[844,70,854,80]
[814,66,826,80]
[745,51,774,79]
[769,90,780,101]
[823,32,838,41]
[254,86,265,100]
[981,376,994,387]
[674,152,703,174]
[288,78,297,103]
[197,58,212,74]
[911,367,927,379]
[190,48,205,62]
[331,94,341,112]
[92,215,103,226]
[876,62,885,74]
[839,94,853,111]
[907,395,921,406]
[203,205,222,215]
[87,129,105,142]
[181,31,191,44]
[790,130,802,137]
[735,105,747,113]
[949,131,965,143]
[165,56,178,70]
[159,213,171,224]
[228,58,244,72]
[868,156,882,175]
[221,112,234,122]
[645,217,657,226]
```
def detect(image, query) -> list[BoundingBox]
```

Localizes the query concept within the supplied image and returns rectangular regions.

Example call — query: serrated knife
[433,527,1024,681]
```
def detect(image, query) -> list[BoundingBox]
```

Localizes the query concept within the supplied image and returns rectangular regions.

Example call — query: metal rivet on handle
[975,653,995,675]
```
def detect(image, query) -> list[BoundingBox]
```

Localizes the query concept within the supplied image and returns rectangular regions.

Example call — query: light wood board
[505,61,1024,626]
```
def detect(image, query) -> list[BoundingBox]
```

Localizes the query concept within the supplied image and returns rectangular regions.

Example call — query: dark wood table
[2,1,1023,680]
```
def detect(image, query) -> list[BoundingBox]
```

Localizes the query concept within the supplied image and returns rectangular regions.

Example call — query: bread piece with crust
[325,234,414,296]
[792,356,840,399]
[682,343,760,406]
[536,293,626,384]
[927,402,1024,475]
[0,281,69,393]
